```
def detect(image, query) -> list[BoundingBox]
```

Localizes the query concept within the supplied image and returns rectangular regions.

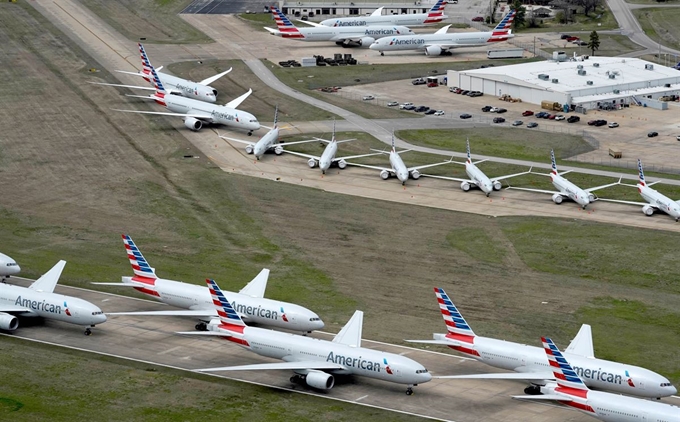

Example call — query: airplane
[598,159,680,221]
[369,9,515,56]
[112,59,260,135]
[218,106,317,160]
[0,261,107,335]
[347,136,451,185]
[0,252,20,282]
[280,121,382,174]
[407,287,676,399]
[265,6,414,48]
[509,337,680,422]
[93,235,324,333]
[90,43,232,104]
[422,139,531,196]
[508,150,620,209]
[185,279,432,395]
[320,1,448,27]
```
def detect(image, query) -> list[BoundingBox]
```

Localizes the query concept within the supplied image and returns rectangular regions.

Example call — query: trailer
[486,48,524,59]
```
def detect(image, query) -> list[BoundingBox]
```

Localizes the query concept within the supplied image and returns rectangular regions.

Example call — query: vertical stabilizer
[332,310,363,348]
[550,149,559,175]
[565,324,595,358]
[637,159,646,187]
[434,287,476,338]
[207,279,246,327]
[122,235,157,280]
[542,337,590,392]
[237,269,270,298]
[29,260,66,293]
[466,138,472,164]
[273,105,279,128]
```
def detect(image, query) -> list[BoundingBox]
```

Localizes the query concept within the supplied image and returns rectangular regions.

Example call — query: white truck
[486,48,524,59]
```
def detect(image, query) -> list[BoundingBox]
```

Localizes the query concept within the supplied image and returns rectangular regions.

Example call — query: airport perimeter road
[607,0,680,57]
[3,279,596,422]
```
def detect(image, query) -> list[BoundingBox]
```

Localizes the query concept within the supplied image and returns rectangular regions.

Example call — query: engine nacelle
[493,181,502,191]
[245,144,254,154]
[359,37,375,47]
[411,169,421,180]
[425,45,443,56]
[642,204,655,216]
[460,181,470,192]
[380,170,390,180]
[588,193,596,203]
[0,312,19,331]
[307,158,317,168]
[305,370,335,390]
[183,117,203,131]
[274,145,284,155]
[551,193,564,204]
[337,159,347,169]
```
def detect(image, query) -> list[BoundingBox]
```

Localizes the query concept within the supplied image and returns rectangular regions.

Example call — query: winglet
[565,324,595,358]
[29,260,66,293]
[332,310,363,348]
[207,279,246,327]
[238,269,270,298]
[371,6,384,16]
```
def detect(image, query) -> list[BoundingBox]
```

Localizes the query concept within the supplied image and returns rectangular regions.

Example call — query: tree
[511,0,527,28]
[588,30,600,56]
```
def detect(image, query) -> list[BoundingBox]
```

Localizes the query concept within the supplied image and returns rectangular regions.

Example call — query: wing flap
[196,360,346,372]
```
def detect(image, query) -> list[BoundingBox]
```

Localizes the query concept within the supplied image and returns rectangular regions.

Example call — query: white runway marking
[157,345,182,355]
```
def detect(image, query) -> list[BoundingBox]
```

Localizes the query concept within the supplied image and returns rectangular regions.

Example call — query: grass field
[541,34,645,57]
[634,8,680,52]
[515,6,619,33]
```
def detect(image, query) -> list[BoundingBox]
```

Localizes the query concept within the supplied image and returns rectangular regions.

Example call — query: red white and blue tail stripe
[550,149,558,175]
[122,234,157,280]
[489,10,515,42]
[637,159,646,187]
[543,337,589,391]
[435,287,475,337]
[207,279,246,327]
[138,43,153,74]
[148,64,167,106]
[271,6,304,39]
[424,0,448,24]
[466,138,472,164]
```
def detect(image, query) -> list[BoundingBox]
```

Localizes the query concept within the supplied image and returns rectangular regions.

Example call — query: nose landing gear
[84,328,92,336]
[406,385,414,395]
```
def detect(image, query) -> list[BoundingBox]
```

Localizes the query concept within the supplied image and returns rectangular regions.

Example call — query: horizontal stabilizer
[263,26,278,34]
[512,394,572,401]
[88,81,155,91]
[195,360,345,372]
[435,371,554,380]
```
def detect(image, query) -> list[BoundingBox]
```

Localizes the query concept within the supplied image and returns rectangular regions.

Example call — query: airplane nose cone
[98,314,108,324]
[11,265,21,275]
[669,384,677,395]
[420,371,432,383]
[314,320,325,330]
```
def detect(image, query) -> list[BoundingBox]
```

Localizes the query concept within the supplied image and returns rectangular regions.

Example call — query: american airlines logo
[231,301,281,320]
[326,352,385,372]
[572,366,626,385]
[15,296,67,315]
[365,29,400,36]
[390,38,425,46]
[211,110,235,121]
[176,83,197,95]
[335,21,366,26]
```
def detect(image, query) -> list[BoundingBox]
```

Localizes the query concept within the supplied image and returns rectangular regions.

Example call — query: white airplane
[0,252,20,282]
[320,1,448,27]
[0,261,107,335]
[185,279,432,395]
[370,10,515,56]
[422,139,531,196]
[281,121,382,174]
[598,159,680,221]
[409,287,676,399]
[348,136,451,185]
[218,107,316,160]
[266,6,413,47]
[93,235,324,333]
[510,337,680,422]
[90,43,232,104]
[508,150,620,209]
[113,60,260,135]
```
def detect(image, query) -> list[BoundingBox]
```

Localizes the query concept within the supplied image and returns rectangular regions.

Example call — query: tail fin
[542,337,589,392]
[424,0,447,23]
[550,149,558,175]
[331,118,336,143]
[273,105,279,128]
[637,158,646,187]
[138,43,153,73]
[466,138,472,164]
[147,64,167,106]
[122,235,157,280]
[434,287,476,338]
[391,133,396,152]
[489,10,515,41]
[206,279,246,327]
[270,6,303,38]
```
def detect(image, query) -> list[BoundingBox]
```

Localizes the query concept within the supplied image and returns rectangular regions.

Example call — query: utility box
[609,148,622,159]
[541,100,561,111]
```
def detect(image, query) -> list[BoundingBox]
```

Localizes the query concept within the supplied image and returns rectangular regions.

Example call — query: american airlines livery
[409,287,676,399]
[0,252,20,281]
[599,159,680,220]
[187,279,432,394]
[320,1,448,27]
[91,43,232,104]
[422,139,531,196]
[370,9,515,56]
[265,6,413,47]
[0,261,106,335]
[95,235,323,333]
[114,61,260,135]
[509,149,620,209]
[510,337,680,421]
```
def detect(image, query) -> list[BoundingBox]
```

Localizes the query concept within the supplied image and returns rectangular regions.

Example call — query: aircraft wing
[29,260,66,293]
[565,324,594,358]
[88,81,156,91]
[418,174,470,184]
[225,88,253,109]
[596,198,649,207]
[334,152,383,161]
[109,310,217,317]
[238,268,269,298]
[115,70,145,78]
[584,177,621,193]
[219,134,251,145]
[333,310,363,348]
[435,372,554,380]
[281,150,318,160]
[344,162,390,172]
[279,139,319,146]
[409,160,453,172]
[296,20,324,27]
[491,167,533,183]
[507,186,561,196]
[199,67,233,86]
[371,6,384,16]
[195,360,346,372]
[512,394,572,401]
[113,109,214,122]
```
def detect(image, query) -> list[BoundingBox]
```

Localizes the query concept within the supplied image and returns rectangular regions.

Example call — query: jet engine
[183,117,203,131]
[0,312,19,331]
[425,45,443,56]
[274,145,284,155]
[551,193,564,204]
[588,193,596,203]
[380,170,390,180]
[460,181,471,192]
[245,144,254,154]
[642,204,655,216]
[359,37,375,47]
[337,159,347,169]
[305,370,335,390]
[411,169,421,180]
[493,181,502,191]
[307,158,317,168]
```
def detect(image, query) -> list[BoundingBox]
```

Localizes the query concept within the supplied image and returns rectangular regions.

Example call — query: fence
[569,156,680,175]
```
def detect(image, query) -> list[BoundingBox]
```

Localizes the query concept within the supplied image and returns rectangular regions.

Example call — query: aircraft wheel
[406,388,413,396]
[84,328,92,336]
[380,52,384,56]
[247,131,253,136]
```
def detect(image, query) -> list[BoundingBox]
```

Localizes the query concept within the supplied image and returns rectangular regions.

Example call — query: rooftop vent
[538,74,550,80]
[609,74,616,79]
[665,83,671,88]
[552,78,559,84]
[613,89,620,94]
[578,69,587,76]
[645,64,654,70]
[586,81,594,85]
[593,63,600,67]
[577,64,584,69]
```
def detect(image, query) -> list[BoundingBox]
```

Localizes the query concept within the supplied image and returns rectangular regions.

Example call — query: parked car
[567,116,580,123]
[481,106,493,112]
[522,110,534,117]
[587,120,597,126]
[449,86,459,92]
[677,135,680,141]
[575,41,588,46]
[362,95,375,101]
[434,110,445,116]
[594,120,607,126]
[489,107,499,113]
[460,90,470,96]
[547,114,556,120]
[535,111,548,118]
[460,113,472,119]
[527,122,539,128]
[496,108,507,113]
[512,120,523,126]
[468,91,483,97]
[425,109,436,115]
[560,34,572,40]
[648,131,659,137]
[412,78,426,85]
[566,36,579,42]
[493,117,505,123]
[415,105,430,112]
[608,122,619,128]
[387,101,399,107]
[554,115,566,121]
[399,102,414,109]
[472,16,484,22]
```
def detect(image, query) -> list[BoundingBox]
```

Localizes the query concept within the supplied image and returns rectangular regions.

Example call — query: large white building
[447,56,680,110]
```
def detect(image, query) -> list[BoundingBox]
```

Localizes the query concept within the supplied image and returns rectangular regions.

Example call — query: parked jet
[321,1,448,27]
[348,136,450,185]
[266,6,414,47]
[113,61,260,135]
[187,279,432,394]
[422,139,531,196]
[408,287,676,398]
[0,252,20,282]
[598,159,680,221]
[510,337,680,422]
[0,261,106,335]
[91,43,232,104]
[370,10,515,56]
[508,150,620,209]
[94,235,323,333]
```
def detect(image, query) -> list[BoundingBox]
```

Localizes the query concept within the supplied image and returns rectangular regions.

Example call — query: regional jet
[407,287,676,398]
[422,139,531,196]
[113,62,260,135]
[94,235,324,333]
[370,9,515,56]
[90,43,232,104]
[0,252,20,282]
[186,279,432,395]
[0,261,106,335]
[508,150,620,209]
[266,6,413,47]
[321,1,448,27]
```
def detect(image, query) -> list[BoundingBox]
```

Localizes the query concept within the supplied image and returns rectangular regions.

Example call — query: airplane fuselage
[389,150,410,184]
[319,141,338,171]
[142,71,217,103]
[0,252,20,278]
[321,13,446,27]
[551,174,592,208]
[253,127,281,159]
[639,184,680,219]
[162,95,260,132]
[466,163,494,195]
[272,25,413,43]
[370,30,505,52]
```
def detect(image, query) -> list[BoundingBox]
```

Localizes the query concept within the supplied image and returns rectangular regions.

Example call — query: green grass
[634,8,680,51]
[445,228,507,264]
[541,34,645,57]
[515,6,619,33]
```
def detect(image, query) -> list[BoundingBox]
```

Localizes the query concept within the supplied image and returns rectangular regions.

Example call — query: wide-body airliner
[320,1,448,27]
[0,252,20,281]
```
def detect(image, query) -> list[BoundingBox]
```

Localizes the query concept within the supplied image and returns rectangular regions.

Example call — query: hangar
[447,56,680,111]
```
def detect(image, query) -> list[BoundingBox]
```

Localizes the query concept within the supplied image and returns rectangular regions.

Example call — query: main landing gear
[195,322,208,331]
[290,374,304,384]
[524,385,541,395]
[380,52,384,56]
